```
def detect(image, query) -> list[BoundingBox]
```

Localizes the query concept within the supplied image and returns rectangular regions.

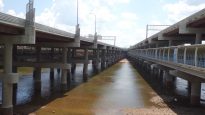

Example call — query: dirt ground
[13,60,205,115]
[122,93,205,115]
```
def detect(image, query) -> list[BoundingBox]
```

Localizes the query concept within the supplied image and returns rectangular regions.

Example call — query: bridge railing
[128,44,205,68]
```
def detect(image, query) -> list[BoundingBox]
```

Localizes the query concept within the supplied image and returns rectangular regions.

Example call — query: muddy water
[34,60,155,114]
[0,59,204,114]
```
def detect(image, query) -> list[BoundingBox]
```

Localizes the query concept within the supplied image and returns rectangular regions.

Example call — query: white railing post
[195,47,198,67]
[184,48,187,64]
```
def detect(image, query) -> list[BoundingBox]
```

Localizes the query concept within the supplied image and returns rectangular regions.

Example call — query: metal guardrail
[128,44,205,69]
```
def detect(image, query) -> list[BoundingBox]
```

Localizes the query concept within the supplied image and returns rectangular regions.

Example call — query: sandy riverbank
[13,60,205,115]
[122,92,205,115]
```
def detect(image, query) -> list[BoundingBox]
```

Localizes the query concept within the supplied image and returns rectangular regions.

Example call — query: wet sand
[30,59,155,114]
[14,59,205,115]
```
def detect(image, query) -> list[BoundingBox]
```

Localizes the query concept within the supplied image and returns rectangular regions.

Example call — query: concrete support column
[188,81,191,97]
[67,48,72,83]
[190,80,201,106]
[195,33,202,44]
[2,43,13,115]
[33,45,42,92]
[150,65,154,77]
[71,49,76,75]
[61,69,67,90]
[71,63,76,75]
[49,68,55,92]
[50,68,54,81]
[83,49,88,81]
[107,49,110,67]
[12,45,18,105]
[157,69,162,80]
[67,68,71,84]
[92,49,99,73]
[169,40,173,46]
[96,49,100,72]
[12,66,17,106]
[163,70,173,89]
[101,49,106,70]
[112,50,115,64]
[57,68,61,74]
[33,67,41,92]
[61,47,68,90]
[155,43,159,48]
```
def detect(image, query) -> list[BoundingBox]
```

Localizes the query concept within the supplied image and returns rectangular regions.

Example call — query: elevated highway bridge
[128,8,205,108]
[0,0,125,114]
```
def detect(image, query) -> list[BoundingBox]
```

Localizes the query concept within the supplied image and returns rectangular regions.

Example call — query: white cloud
[103,0,130,6]
[34,0,136,47]
[0,0,4,11]
[7,9,25,18]
[163,0,205,23]
[3,0,136,48]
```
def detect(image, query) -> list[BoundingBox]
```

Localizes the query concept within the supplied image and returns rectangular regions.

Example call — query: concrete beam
[13,62,71,69]
[158,34,194,41]
[169,70,205,82]
[179,22,205,34]
[34,42,80,48]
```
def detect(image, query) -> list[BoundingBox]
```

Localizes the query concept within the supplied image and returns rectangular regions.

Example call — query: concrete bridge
[0,0,125,114]
[128,8,205,107]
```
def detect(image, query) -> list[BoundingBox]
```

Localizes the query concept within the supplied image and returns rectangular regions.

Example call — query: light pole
[94,14,96,35]
[76,0,79,25]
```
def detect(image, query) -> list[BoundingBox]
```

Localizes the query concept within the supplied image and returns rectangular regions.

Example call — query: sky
[0,0,205,48]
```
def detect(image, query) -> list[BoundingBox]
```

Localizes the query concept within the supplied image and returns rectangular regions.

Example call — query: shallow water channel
[0,59,204,114]
[33,60,157,114]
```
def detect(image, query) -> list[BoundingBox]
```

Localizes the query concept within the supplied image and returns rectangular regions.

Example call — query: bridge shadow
[10,64,100,115]
[129,59,205,115]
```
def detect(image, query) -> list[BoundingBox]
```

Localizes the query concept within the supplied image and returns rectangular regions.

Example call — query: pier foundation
[83,49,88,82]
[190,81,201,106]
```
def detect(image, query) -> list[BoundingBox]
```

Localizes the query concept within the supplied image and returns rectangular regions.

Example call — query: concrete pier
[0,1,126,114]
[50,68,54,81]
[61,48,68,90]
[195,33,202,44]
[83,49,88,82]
[163,71,173,89]
[2,44,15,115]
[71,49,76,75]
[190,81,201,106]
[92,49,100,73]
[101,49,106,70]
[33,67,42,92]
[71,63,76,75]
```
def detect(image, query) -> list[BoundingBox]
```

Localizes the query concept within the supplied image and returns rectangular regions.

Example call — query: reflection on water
[0,59,204,113]
[0,64,93,105]
[174,77,188,96]
[174,77,205,101]
[93,60,154,114]
[34,59,156,114]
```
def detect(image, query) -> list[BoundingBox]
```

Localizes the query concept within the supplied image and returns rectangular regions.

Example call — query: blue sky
[1,0,205,47]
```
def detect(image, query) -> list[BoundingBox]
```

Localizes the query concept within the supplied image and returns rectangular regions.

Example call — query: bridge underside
[0,1,126,115]
[128,8,205,107]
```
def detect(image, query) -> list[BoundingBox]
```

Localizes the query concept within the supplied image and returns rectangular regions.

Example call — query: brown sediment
[29,63,122,115]
[14,60,205,115]
[122,93,205,115]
